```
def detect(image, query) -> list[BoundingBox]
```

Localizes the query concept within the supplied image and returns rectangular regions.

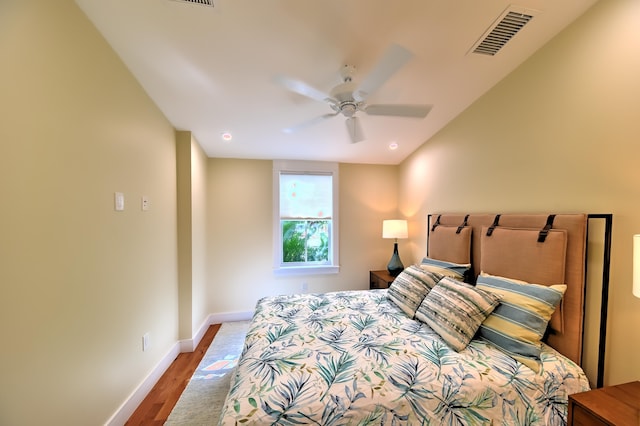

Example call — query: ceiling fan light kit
[277,44,432,144]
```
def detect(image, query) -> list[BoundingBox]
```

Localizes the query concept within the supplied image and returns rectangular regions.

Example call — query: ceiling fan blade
[345,117,365,143]
[282,112,339,134]
[364,104,432,118]
[275,75,333,103]
[354,44,413,102]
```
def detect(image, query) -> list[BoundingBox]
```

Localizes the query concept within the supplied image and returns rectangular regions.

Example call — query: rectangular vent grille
[471,8,535,56]
[170,0,214,7]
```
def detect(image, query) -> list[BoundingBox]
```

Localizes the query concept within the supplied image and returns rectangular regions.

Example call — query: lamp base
[387,242,404,277]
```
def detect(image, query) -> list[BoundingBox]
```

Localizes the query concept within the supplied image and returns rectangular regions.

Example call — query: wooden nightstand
[568,381,640,425]
[370,270,396,289]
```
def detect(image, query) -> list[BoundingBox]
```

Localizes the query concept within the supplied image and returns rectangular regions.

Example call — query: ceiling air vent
[470,6,536,56]
[170,0,214,7]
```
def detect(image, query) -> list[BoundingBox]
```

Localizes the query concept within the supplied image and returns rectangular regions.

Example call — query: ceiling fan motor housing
[330,79,361,117]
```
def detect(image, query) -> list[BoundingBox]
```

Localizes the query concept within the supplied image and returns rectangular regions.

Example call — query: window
[273,160,339,275]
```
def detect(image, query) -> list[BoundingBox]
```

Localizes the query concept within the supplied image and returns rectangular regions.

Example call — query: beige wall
[0,1,179,425]
[206,159,399,314]
[399,0,640,387]
[176,131,209,340]
[176,132,194,339]
[190,135,209,337]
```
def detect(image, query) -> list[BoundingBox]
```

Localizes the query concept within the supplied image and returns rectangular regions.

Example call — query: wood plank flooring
[125,324,221,425]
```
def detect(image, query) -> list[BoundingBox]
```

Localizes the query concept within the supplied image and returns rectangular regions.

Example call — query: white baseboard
[106,310,253,425]
[178,310,253,352]
[208,310,253,324]
[178,319,207,353]
[105,342,181,426]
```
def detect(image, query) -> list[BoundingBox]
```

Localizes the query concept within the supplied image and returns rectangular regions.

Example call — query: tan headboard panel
[428,224,472,264]
[427,213,588,365]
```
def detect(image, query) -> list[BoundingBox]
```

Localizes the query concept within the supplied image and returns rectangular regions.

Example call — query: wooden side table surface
[369,270,396,289]
[568,381,640,425]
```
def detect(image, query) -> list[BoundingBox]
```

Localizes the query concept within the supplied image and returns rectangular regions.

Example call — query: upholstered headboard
[427,213,588,365]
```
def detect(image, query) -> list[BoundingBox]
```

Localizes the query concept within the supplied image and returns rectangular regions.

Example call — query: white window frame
[273,160,339,276]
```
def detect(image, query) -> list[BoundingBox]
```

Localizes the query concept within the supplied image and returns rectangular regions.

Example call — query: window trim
[273,160,339,276]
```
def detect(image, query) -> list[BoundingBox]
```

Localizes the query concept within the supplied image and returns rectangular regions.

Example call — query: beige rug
[165,321,250,425]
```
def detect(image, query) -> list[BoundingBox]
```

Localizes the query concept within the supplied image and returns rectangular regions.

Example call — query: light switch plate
[114,192,124,211]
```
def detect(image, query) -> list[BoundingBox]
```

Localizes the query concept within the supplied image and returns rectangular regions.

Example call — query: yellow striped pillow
[476,273,566,372]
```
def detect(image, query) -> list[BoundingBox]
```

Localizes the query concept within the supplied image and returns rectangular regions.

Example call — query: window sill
[273,265,340,276]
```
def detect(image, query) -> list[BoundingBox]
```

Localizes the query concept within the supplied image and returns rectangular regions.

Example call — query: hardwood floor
[125,324,221,425]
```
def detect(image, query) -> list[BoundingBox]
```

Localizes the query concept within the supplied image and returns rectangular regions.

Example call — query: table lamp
[383,219,408,276]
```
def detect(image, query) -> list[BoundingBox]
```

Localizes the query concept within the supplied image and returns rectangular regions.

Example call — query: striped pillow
[387,265,443,317]
[415,277,501,351]
[476,273,567,372]
[420,257,471,282]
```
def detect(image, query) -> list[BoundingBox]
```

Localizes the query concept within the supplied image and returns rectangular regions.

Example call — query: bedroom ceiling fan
[276,44,433,143]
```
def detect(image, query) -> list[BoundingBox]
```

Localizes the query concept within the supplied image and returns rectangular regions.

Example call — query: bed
[218,213,593,425]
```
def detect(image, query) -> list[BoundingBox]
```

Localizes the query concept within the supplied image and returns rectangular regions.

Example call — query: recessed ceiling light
[220,131,232,142]
[388,142,399,150]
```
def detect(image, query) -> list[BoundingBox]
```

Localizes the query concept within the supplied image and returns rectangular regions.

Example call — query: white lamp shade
[634,235,640,298]
[383,220,408,239]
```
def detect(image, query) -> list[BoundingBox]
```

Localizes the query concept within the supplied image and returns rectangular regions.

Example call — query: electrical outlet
[142,333,150,352]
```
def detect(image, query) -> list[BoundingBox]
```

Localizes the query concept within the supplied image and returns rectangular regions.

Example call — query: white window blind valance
[279,173,333,219]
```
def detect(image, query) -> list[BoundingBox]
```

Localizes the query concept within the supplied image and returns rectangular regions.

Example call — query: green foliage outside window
[282,220,330,263]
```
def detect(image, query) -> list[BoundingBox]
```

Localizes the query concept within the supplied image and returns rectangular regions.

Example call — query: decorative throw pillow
[415,277,501,351]
[420,257,471,282]
[479,226,568,334]
[387,265,443,318]
[476,273,567,372]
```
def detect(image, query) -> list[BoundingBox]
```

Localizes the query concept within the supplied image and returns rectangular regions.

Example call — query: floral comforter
[218,290,589,425]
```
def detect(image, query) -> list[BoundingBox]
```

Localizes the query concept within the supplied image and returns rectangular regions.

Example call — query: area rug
[165,321,250,425]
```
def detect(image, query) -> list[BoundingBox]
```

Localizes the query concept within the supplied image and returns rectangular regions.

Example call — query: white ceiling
[74,0,596,165]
